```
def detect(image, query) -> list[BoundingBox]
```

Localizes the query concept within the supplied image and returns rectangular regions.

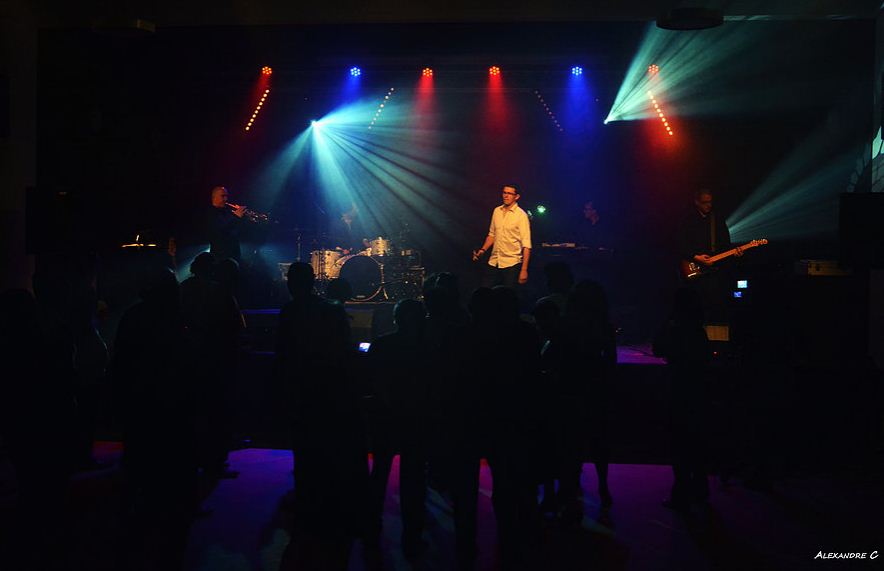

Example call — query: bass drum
[336,254,383,301]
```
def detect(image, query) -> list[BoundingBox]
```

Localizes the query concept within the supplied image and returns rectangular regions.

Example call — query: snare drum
[310,249,342,279]
[369,237,394,256]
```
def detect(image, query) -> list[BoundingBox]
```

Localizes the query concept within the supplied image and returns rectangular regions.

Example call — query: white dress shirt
[487,203,532,269]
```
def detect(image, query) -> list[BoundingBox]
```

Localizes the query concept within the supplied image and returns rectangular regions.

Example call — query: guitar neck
[707,242,757,263]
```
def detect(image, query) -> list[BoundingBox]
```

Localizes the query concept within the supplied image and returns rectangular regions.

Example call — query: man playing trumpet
[208,185,246,263]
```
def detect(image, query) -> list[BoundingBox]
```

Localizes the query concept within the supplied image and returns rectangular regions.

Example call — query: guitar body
[680,259,705,280]
[680,239,768,280]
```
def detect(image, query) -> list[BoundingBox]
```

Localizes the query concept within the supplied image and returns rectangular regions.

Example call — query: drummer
[331,204,370,254]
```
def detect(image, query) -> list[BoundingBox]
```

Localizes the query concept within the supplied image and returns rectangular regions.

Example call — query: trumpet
[227,202,272,224]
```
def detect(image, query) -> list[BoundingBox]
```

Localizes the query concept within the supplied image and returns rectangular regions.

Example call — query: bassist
[679,189,740,322]
[680,189,736,269]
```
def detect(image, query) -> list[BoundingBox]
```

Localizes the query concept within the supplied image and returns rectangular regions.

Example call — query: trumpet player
[208,185,245,263]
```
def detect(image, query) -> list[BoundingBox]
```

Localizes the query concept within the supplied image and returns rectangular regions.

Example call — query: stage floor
[616,344,666,366]
[4,442,875,571]
[182,450,883,571]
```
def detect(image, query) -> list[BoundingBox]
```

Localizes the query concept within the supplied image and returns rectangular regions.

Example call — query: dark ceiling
[31,0,883,28]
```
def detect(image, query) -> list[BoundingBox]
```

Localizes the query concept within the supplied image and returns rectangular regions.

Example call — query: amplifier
[794,259,851,277]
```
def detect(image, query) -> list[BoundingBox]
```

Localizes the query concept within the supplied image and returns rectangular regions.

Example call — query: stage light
[608,22,773,123]
[647,90,674,137]
[244,87,271,132]
[536,205,547,214]
[422,67,433,78]
[261,66,272,76]
[571,66,583,76]
[489,66,501,76]
[350,67,361,77]
[534,90,565,133]
[368,87,396,129]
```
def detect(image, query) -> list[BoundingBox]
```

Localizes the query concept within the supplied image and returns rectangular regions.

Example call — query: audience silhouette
[276,262,366,570]
[180,252,244,478]
[112,265,198,569]
[654,287,712,512]
[365,299,430,556]
[2,253,879,571]
[0,287,78,570]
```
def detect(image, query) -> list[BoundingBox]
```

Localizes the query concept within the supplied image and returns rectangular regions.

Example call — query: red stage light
[422,67,433,77]
[244,89,271,132]
[647,89,674,137]
[489,66,501,76]
[261,66,272,76]
[648,64,659,75]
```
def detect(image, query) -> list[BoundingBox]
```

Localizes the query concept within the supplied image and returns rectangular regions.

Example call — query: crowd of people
[0,249,776,571]
[269,258,632,569]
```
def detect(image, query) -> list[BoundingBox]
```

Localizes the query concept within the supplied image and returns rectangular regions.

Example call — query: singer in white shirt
[472,184,532,288]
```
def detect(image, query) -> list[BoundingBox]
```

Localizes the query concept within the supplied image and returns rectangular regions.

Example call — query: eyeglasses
[502,191,517,196]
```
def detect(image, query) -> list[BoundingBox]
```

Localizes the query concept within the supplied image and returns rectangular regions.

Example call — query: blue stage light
[571,66,583,76]
[349,67,362,77]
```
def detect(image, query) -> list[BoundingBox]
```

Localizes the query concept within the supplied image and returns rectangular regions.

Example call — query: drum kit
[307,236,424,302]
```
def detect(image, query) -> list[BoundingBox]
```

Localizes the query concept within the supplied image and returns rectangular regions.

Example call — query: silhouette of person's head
[190,252,216,280]
[393,299,424,335]
[434,272,460,301]
[569,279,610,324]
[533,298,560,338]
[423,272,459,301]
[544,262,574,294]
[287,262,315,298]
[326,278,353,304]
[468,287,495,324]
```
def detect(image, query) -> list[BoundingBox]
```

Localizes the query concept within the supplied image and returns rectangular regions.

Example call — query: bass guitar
[681,239,768,280]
